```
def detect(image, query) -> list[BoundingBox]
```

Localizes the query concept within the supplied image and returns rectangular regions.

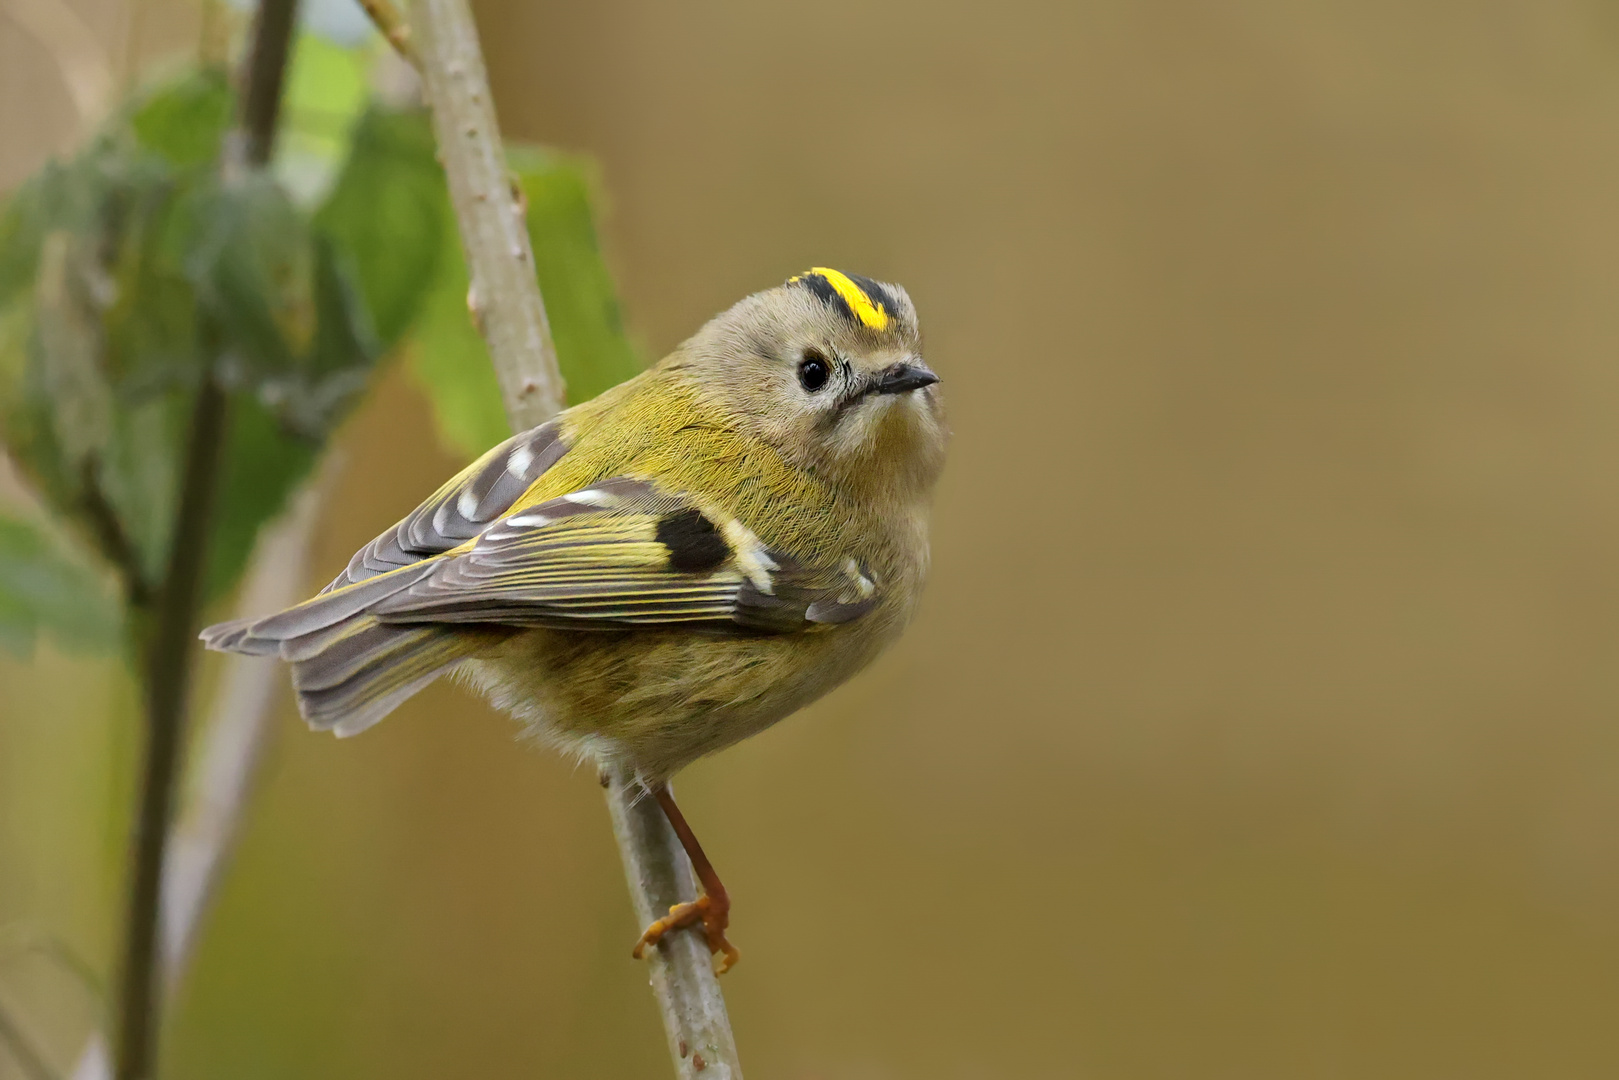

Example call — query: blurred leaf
[0,296,29,405]
[314,107,446,347]
[98,388,187,585]
[0,144,125,311]
[130,69,233,169]
[205,394,319,601]
[33,232,112,470]
[305,234,380,382]
[200,239,374,600]
[0,300,80,522]
[179,172,313,380]
[0,176,49,308]
[0,61,484,610]
[254,235,379,437]
[100,182,203,398]
[512,146,643,404]
[407,146,642,458]
[0,514,121,655]
[408,215,507,455]
[277,33,375,206]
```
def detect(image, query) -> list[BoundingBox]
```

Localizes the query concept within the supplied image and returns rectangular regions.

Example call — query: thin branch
[76,460,152,608]
[409,0,564,428]
[109,3,301,1078]
[231,0,300,173]
[405,1,741,1074]
[111,374,227,1080]
[0,926,104,1006]
[607,778,744,1078]
[356,0,417,68]
[70,463,334,1080]
[159,465,332,976]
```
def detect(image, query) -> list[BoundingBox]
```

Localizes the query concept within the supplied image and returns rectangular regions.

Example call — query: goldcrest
[202,268,947,970]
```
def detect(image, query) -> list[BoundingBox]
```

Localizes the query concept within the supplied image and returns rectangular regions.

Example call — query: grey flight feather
[321,419,568,593]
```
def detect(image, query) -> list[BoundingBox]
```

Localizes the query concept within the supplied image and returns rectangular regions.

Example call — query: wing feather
[321,419,568,592]
[359,477,880,633]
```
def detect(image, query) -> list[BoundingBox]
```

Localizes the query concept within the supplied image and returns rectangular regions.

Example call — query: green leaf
[0,144,127,309]
[0,514,121,655]
[0,58,420,610]
[277,33,375,206]
[130,69,233,169]
[204,393,319,601]
[408,213,508,455]
[0,298,81,521]
[201,242,375,601]
[178,172,313,379]
[101,185,204,399]
[406,146,643,458]
[97,389,187,585]
[313,107,446,348]
[0,176,48,308]
[252,234,379,438]
[511,146,643,404]
[32,232,112,470]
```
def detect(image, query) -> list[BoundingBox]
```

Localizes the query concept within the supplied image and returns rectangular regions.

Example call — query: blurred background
[5,1,1619,1077]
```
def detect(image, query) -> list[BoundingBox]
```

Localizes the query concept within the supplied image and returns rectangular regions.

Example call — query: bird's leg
[632,785,741,974]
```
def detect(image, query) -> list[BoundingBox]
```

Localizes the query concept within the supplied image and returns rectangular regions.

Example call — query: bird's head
[676,268,948,507]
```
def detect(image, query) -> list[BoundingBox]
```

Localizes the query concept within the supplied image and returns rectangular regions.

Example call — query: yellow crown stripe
[793,267,892,332]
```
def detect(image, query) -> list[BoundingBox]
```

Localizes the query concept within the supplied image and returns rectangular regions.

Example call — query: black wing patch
[655,507,730,573]
[355,477,879,634]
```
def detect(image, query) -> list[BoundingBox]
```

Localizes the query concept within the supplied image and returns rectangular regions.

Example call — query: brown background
[4,1,1619,1077]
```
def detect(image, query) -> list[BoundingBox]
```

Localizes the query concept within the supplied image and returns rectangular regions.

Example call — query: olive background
[5,2,1619,1077]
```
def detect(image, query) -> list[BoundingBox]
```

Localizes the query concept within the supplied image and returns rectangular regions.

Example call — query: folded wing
[199,471,879,736]
[365,477,879,633]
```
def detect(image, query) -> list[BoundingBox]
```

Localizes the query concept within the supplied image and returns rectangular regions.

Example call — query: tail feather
[293,621,481,736]
[323,664,458,738]
[285,620,419,691]
[199,565,435,657]
[200,561,498,736]
[197,617,279,655]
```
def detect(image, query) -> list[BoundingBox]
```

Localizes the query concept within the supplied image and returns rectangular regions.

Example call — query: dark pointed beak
[870,361,940,395]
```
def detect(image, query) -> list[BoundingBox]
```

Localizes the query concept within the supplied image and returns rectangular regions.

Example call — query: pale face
[689,278,948,502]
[783,335,945,486]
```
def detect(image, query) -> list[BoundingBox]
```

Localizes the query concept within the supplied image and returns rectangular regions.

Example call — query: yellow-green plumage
[202,269,947,782]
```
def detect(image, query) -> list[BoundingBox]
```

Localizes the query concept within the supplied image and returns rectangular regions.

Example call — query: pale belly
[455,613,899,781]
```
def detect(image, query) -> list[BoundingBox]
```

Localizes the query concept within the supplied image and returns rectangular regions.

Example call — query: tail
[200,565,500,737]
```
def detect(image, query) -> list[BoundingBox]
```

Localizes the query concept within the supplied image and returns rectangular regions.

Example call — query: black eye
[798,350,831,392]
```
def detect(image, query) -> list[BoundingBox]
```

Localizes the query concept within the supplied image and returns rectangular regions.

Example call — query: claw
[629,784,742,974]
[633,893,740,974]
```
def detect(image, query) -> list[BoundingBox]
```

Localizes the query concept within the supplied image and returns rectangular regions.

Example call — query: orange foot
[633,892,740,975]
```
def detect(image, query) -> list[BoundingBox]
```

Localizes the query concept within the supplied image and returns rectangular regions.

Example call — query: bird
[201,267,948,972]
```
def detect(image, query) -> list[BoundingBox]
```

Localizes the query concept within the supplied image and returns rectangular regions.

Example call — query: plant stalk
[408,0,564,429]
[606,778,743,1079]
[71,465,332,1080]
[110,375,226,1080]
[233,0,299,171]
[406,0,742,1073]
[108,1,299,1076]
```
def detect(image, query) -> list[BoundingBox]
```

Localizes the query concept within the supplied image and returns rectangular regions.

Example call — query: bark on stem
[607,779,743,1079]
[409,0,563,427]
[405,1,742,1075]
